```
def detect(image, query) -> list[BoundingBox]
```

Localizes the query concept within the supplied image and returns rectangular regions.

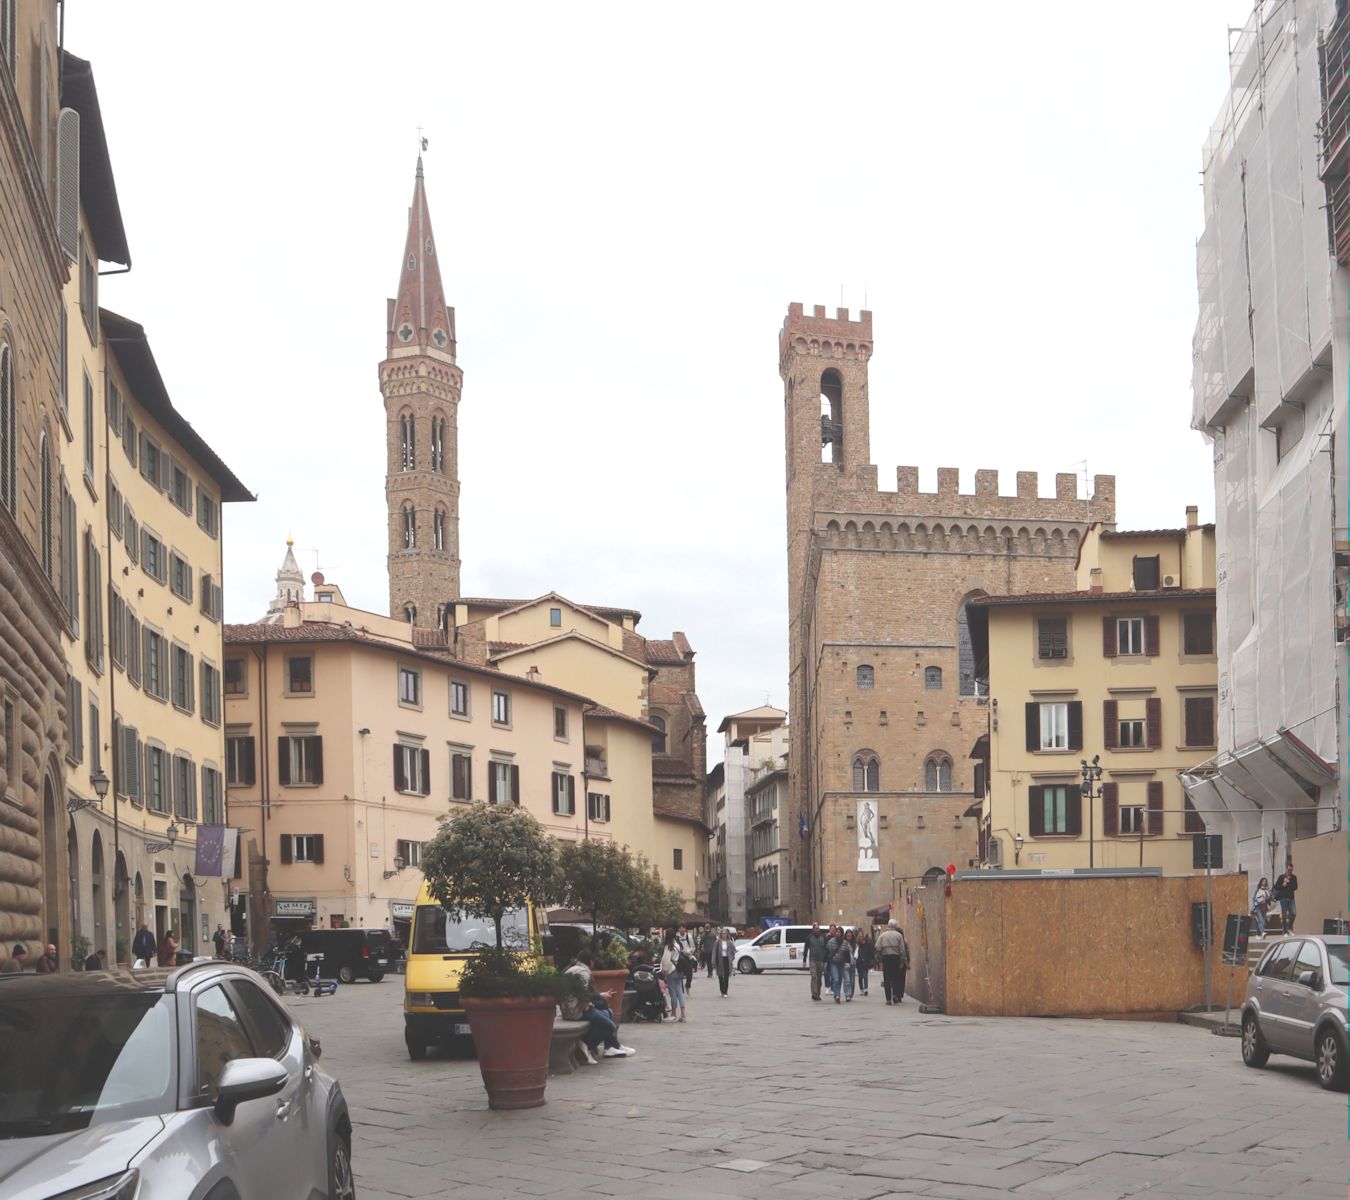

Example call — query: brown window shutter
[1027,786,1045,837]
[1025,703,1040,752]
[452,754,464,800]
[232,837,242,880]
[1144,615,1160,657]
[1145,697,1162,749]
[420,748,430,794]
[465,757,473,801]
[280,835,292,865]
[314,834,325,865]
[311,737,324,786]
[1147,780,1163,836]
[566,775,575,810]
[1066,788,1082,837]
[1101,782,1119,836]
[1103,700,1118,749]
[1067,701,1083,751]
[551,772,562,815]
[243,737,256,787]
[277,737,290,786]
[394,746,406,793]
[1198,697,1215,746]
[511,764,521,805]
[1183,794,1205,834]
[487,765,498,804]
[1102,616,1118,658]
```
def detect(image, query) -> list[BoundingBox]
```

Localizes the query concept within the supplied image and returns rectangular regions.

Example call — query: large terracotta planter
[460,995,555,1110]
[590,969,630,1026]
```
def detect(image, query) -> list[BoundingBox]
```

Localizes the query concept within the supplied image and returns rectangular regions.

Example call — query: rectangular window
[124,511,138,566]
[59,477,78,633]
[79,235,97,336]
[396,839,422,868]
[451,750,472,801]
[88,702,100,776]
[554,705,568,739]
[450,680,469,716]
[287,834,324,864]
[1119,805,1144,835]
[549,607,562,627]
[66,673,83,764]
[286,655,313,695]
[1183,612,1214,655]
[125,610,141,689]
[1037,617,1068,660]
[116,723,142,803]
[169,553,193,603]
[489,760,518,805]
[200,661,221,727]
[141,529,166,583]
[143,628,168,700]
[393,743,429,796]
[82,376,94,478]
[145,745,169,814]
[551,771,575,816]
[398,665,421,707]
[1039,702,1069,751]
[1132,555,1161,591]
[1184,696,1216,748]
[199,573,222,621]
[106,380,122,440]
[169,461,192,514]
[587,792,611,823]
[196,487,219,538]
[673,848,683,871]
[173,753,197,821]
[223,657,246,696]
[492,690,511,726]
[109,590,125,668]
[279,734,323,786]
[170,644,194,713]
[139,433,160,489]
[1118,718,1145,748]
[1038,785,1073,835]
[107,476,122,539]
[226,735,256,787]
[1116,617,1145,656]
[83,532,104,673]
[201,765,224,825]
[123,412,137,467]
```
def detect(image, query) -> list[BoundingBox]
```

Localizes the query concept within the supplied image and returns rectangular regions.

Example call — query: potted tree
[420,802,577,1110]
[558,840,636,1022]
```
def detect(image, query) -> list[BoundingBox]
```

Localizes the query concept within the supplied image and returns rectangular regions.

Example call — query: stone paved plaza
[288,971,1347,1199]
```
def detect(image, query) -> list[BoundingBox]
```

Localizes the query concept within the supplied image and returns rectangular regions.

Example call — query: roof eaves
[60,53,130,267]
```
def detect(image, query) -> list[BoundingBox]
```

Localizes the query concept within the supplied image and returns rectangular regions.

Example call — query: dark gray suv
[1241,934,1349,1091]
[0,961,353,1198]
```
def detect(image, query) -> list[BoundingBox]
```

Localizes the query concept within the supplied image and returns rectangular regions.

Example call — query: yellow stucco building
[969,509,1217,874]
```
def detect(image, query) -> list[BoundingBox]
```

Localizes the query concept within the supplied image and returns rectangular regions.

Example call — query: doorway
[42,781,59,949]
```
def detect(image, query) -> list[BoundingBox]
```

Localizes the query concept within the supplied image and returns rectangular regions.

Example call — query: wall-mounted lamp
[358,728,371,736]
[1014,832,1024,865]
[382,854,405,880]
[146,820,180,855]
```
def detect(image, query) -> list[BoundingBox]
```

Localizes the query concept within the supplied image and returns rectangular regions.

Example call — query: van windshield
[412,906,530,954]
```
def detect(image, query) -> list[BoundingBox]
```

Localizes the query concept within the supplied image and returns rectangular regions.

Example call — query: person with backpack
[830,929,858,1003]
[660,930,688,1022]
[876,919,908,1005]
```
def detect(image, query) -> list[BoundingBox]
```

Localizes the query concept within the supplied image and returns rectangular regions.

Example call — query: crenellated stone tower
[781,303,1116,921]
[381,157,461,628]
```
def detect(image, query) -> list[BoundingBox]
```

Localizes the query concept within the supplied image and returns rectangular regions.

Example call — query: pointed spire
[388,158,454,359]
[267,539,306,615]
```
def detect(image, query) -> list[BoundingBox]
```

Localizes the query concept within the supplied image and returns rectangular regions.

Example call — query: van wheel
[368,972,385,983]
[406,1037,427,1061]
[737,957,757,974]
[337,966,356,985]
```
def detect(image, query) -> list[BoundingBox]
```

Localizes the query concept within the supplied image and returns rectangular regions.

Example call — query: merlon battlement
[781,301,873,342]
[890,466,1115,505]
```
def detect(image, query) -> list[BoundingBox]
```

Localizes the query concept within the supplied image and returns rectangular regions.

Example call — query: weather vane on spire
[418,124,428,153]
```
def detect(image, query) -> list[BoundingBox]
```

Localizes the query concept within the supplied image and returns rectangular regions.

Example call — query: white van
[736,925,856,974]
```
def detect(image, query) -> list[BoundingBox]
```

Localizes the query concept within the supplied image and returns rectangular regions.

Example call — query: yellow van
[402,881,550,1059]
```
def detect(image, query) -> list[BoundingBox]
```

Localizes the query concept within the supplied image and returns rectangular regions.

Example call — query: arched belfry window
[852,751,879,793]
[404,603,416,624]
[924,753,953,792]
[0,342,15,516]
[430,416,446,473]
[401,503,416,550]
[433,507,446,551]
[856,664,874,689]
[400,412,416,471]
[820,368,843,466]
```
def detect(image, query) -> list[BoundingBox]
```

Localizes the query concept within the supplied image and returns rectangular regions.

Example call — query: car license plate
[375,959,387,966]
[453,1022,471,1035]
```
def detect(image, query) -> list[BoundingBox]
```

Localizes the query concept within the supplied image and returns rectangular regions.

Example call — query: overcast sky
[72,2,1255,760]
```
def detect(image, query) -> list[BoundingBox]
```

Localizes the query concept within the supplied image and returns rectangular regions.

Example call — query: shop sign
[390,901,415,920]
[274,898,316,917]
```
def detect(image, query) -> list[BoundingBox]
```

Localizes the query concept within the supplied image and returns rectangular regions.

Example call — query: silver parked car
[0,960,353,1198]
[1240,934,1349,1091]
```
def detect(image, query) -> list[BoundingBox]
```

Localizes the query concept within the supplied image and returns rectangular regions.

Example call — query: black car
[294,928,393,984]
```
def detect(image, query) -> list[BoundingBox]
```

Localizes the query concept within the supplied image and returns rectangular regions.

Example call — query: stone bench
[549,1019,591,1075]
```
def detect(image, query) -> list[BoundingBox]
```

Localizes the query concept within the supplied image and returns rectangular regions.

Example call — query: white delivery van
[736,924,855,974]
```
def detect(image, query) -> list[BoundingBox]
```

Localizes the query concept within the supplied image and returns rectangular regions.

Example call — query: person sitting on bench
[563,953,636,1062]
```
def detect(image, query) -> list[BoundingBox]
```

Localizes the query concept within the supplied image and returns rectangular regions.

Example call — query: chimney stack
[1089,567,1104,594]
[1185,505,1199,530]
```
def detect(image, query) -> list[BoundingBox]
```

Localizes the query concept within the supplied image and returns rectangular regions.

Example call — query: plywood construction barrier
[903,873,1248,1018]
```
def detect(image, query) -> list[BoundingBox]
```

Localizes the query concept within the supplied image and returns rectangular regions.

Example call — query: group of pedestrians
[1251,860,1299,935]
[803,918,911,1006]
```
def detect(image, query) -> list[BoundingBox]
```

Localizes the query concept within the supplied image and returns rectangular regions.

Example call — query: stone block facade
[781,302,1115,921]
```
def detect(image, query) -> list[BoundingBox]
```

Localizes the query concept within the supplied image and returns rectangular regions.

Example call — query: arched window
[852,751,879,792]
[403,603,416,624]
[820,368,843,465]
[402,503,416,549]
[650,714,667,755]
[856,664,874,689]
[924,753,953,792]
[0,342,14,515]
[400,412,416,471]
[430,416,446,473]
[433,507,446,551]
[39,429,53,578]
[924,666,942,690]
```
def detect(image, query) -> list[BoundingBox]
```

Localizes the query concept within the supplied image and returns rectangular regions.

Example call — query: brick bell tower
[381,156,461,628]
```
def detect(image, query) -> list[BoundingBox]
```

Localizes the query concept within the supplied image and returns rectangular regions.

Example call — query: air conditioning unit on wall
[1163,575,1178,588]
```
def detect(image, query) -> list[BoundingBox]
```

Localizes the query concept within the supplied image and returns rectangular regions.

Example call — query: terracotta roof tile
[583,703,661,735]
[457,596,641,621]
[969,588,1216,608]
[645,639,684,665]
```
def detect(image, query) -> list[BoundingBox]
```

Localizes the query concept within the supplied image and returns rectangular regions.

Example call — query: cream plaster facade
[972,514,1218,875]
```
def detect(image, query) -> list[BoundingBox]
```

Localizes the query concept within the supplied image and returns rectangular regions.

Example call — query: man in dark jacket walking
[131,922,156,966]
[803,923,827,1001]
[1272,862,1298,933]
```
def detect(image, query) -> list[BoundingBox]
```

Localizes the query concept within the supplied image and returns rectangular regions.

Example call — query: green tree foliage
[420,802,562,950]
[611,852,686,932]
[558,839,635,933]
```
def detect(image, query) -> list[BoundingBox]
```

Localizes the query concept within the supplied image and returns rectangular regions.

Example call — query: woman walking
[660,930,688,1022]
[856,932,875,997]
[1251,877,1272,936]
[830,930,856,1003]
[712,928,736,997]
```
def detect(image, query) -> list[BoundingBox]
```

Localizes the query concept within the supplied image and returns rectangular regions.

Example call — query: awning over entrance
[866,902,893,919]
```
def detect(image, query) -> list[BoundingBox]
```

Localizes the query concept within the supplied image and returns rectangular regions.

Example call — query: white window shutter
[56,108,80,263]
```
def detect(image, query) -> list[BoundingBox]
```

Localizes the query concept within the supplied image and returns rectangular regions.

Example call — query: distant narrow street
[289,974,1345,1199]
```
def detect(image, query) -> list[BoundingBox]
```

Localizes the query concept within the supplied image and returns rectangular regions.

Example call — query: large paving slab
[286,969,1347,1198]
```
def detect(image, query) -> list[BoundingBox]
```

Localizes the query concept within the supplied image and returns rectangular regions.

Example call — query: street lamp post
[1079,756,1103,870]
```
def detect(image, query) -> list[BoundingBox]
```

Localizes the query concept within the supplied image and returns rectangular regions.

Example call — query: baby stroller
[629,964,666,1022]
